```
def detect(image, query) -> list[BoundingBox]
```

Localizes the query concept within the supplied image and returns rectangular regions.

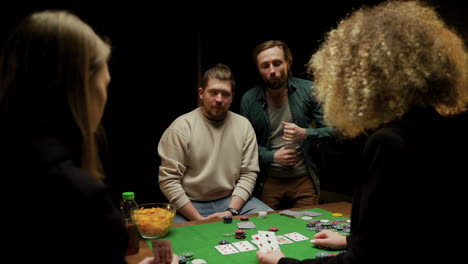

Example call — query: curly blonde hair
[307,0,468,138]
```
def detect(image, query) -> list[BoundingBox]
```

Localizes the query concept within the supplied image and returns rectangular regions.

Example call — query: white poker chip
[258,211,267,218]
[192,259,207,264]
[301,216,313,220]
[319,219,330,223]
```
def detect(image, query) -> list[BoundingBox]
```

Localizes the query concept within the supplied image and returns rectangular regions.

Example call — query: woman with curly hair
[257,1,467,264]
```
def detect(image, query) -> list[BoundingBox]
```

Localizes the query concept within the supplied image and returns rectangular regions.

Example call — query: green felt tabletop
[145,208,348,263]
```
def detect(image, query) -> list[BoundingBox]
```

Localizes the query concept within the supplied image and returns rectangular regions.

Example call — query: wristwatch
[225,207,240,216]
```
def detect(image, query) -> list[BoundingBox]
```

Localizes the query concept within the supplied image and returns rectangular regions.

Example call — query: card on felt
[258,231,280,252]
[237,221,256,229]
[276,235,294,244]
[284,232,309,241]
[300,211,323,217]
[215,244,239,255]
[279,210,303,218]
[151,240,173,264]
[232,241,257,252]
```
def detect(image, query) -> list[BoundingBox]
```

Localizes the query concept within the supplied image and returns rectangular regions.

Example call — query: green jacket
[240,77,334,197]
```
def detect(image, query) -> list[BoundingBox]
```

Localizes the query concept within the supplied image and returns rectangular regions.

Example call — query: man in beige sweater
[158,64,273,223]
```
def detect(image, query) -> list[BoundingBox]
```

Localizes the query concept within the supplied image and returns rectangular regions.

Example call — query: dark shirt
[240,77,334,195]
[279,107,466,264]
[3,134,127,263]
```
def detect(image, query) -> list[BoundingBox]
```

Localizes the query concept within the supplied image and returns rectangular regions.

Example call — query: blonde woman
[0,10,176,264]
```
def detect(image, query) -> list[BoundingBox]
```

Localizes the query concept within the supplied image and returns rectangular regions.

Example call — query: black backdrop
[1,1,466,205]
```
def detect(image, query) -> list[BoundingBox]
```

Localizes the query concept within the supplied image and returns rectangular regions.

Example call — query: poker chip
[268,227,279,232]
[178,255,187,264]
[234,234,246,239]
[319,219,330,223]
[332,224,344,230]
[235,229,246,234]
[223,216,233,223]
[218,240,230,245]
[258,211,267,218]
[301,216,313,220]
[240,216,249,221]
[192,259,207,264]
[332,213,343,217]
[315,252,330,258]
[182,252,194,261]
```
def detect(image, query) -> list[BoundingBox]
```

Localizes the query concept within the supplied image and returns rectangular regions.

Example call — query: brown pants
[261,176,319,210]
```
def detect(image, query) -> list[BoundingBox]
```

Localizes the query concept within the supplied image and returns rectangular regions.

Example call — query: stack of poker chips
[315,252,340,258]
[234,229,246,239]
[306,219,351,235]
[178,255,187,264]
[223,216,233,224]
[181,252,194,261]
[218,240,230,245]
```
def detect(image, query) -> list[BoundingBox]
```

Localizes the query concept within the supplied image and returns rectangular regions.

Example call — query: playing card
[251,239,262,247]
[284,232,309,241]
[232,241,257,252]
[258,231,280,252]
[214,244,239,255]
[279,210,303,218]
[276,235,294,244]
[251,234,261,241]
[300,211,323,217]
[151,240,173,264]
[237,221,256,229]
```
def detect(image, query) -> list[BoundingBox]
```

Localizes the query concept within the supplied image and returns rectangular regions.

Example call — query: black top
[279,107,467,264]
[3,134,127,263]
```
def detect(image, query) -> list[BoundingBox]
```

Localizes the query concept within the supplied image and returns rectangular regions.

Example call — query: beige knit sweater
[158,107,259,209]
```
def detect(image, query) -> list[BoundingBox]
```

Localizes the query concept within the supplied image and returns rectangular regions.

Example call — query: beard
[203,105,228,121]
[264,74,288,90]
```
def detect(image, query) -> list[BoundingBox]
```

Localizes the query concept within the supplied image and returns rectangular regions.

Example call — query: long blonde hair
[0,10,111,180]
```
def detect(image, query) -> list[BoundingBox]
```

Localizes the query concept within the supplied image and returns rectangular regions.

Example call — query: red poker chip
[268,227,279,232]
[235,229,246,234]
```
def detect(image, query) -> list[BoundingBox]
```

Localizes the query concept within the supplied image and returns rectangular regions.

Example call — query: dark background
[1,1,466,205]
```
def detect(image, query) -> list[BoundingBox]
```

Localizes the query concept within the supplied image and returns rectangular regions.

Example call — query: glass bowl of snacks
[132,203,176,239]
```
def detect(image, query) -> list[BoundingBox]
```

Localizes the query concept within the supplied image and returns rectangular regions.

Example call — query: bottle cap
[122,192,135,200]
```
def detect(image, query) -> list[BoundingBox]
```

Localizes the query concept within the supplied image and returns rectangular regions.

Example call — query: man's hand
[274,146,298,167]
[282,122,306,142]
[207,211,232,219]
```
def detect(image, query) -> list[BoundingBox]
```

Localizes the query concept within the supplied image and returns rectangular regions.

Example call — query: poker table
[126,201,351,264]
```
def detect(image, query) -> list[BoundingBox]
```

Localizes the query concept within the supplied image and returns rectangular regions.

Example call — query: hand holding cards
[152,240,173,264]
[257,231,281,252]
